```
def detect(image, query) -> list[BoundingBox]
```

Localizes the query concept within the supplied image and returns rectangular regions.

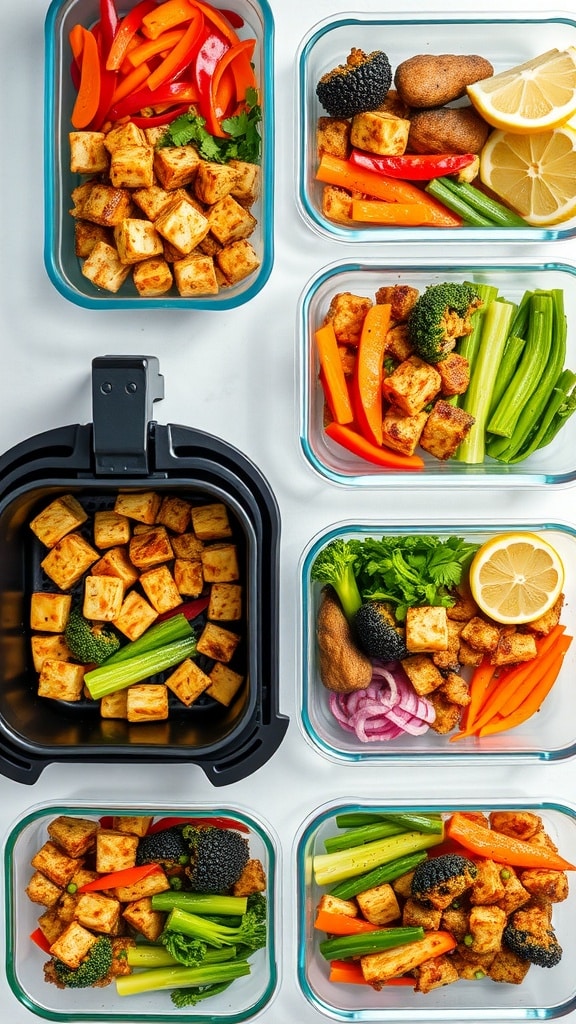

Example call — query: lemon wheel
[468,533,565,625]
[467,47,576,133]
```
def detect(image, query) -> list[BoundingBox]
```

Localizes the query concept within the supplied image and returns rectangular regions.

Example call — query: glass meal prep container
[0,355,287,785]
[296,10,576,244]
[299,519,576,764]
[298,258,576,487]
[44,0,274,309]
[296,798,576,1022]
[4,801,279,1022]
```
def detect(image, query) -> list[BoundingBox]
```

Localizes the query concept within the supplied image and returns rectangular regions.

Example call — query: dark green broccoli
[503,906,563,967]
[171,979,236,1008]
[162,929,208,967]
[407,282,482,362]
[316,48,392,118]
[52,936,113,988]
[136,826,190,868]
[310,538,363,623]
[353,602,409,661]
[411,853,478,909]
[183,826,250,894]
[64,605,121,665]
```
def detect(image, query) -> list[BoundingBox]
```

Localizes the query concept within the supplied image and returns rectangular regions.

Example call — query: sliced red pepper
[195,31,230,135]
[130,104,192,127]
[146,9,206,92]
[30,927,53,953]
[220,9,244,30]
[325,421,425,471]
[109,79,198,120]
[99,0,120,55]
[349,149,477,181]
[105,0,157,70]
[99,815,114,829]
[147,815,251,833]
[157,594,210,623]
[78,862,164,892]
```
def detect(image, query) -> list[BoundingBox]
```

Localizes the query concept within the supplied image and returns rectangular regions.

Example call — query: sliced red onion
[326,661,435,743]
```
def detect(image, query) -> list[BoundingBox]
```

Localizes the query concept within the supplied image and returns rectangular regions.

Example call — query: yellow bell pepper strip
[325,421,425,471]
[105,0,157,70]
[70,26,102,129]
[146,9,206,91]
[349,149,476,180]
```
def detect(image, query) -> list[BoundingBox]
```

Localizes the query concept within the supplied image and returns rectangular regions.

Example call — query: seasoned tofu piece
[139,564,183,614]
[470,858,506,905]
[208,582,242,621]
[458,637,484,667]
[82,574,125,621]
[441,904,470,943]
[171,532,204,560]
[69,131,109,174]
[133,255,174,297]
[156,495,191,534]
[93,510,131,549]
[114,217,163,264]
[316,893,358,918]
[525,593,564,635]
[447,589,479,621]
[173,558,204,597]
[391,869,417,901]
[113,590,159,640]
[74,219,112,258]
[127,683,169,723]
[31,633,73,672]
[112,816,154,837]
[383,323,414,362]
[495,867,531,915]
[47,816,99,858]
[491,630,537,666]
[114,490,162,525]
[30,592,72,633]
[206,661,244,705]
[401,896,442,931]
[356,883,401,926]
[439,670,471,707]
[382,355,442,415]
[96,829,139,874]
[165,658,211,706]
[194,160,238,204]
[414,954,459,993]
[321,184,353,224]
[197,623,241,663]
[428,690,462,734]
[114,870,171,903]
[323,292,373,347]
[26,871,62,907]
[216,239,261,285]
[74,891,121,934]
[232,858,267,896]
[155,197,210,255]
[350,110,411,155]
[405,605,449,652]
[173,253,219,296]
[128,525,174,568]
[104,122,147,152]
[489,811,544,843]
[81,241,132,293]
[100,689,128,719]
[30,494,88,548]
[31,841,84,888]
[201,542,240,582]
[400,654,444,695]
[190,503,233,541]
[519,869,569,902]
[153,144,201,189]
[69,180,95,218]
[122,896,165,941]
[109,144,154,188]
[460,616,501,654]
[488,947,531,985]
[38,659,86,701]
[316,116,352,159]
[460,905,507,956]
[208,195,257,245]
[432,620,464,671]
[132,184,188,220]
[49,921,98,970]
[375,284,419,321]
[381,408,428,456]
[419,400,475,460]
[433,351,470,396]
[91,546,140,587]
[229,159,261,205]
[37,907,67,943]
[82,184,133,227]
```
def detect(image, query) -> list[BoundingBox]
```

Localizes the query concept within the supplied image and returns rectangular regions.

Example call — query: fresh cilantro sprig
[157,88,262,164]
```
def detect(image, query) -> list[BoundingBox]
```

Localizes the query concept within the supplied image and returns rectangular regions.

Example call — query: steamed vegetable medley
[312,809,574,993]
[311,533,572,741]
[25,813,267,1006]
[315,279,576,470]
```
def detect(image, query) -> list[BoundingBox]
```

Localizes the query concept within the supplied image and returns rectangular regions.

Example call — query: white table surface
[1,0,576,1020]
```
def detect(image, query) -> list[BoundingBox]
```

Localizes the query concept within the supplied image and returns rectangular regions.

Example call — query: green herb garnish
[157,87,262,164]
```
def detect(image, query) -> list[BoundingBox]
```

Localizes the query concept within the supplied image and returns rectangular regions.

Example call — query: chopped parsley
[157,87,262,164]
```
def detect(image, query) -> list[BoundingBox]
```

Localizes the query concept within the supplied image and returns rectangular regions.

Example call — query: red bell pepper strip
[99,0,120,54]
[109,79,198,120]
[146,9,206,91]
[30,927,53,953]
[147,815,250,833]
[130,103,193,127]
[195,31,230,134]
[111,61,152,105]
[71,27,102,129]
[189,0,241,45]
[125,27,188,67]
[105,0,157,70]
[325,421,425,471]
[157,594,210,623]
[221,9,244,30]
[349,149,477,181]
[78,863,164,892]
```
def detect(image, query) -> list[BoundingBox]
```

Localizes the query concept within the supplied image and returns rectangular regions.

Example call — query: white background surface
[1,0,576,1020]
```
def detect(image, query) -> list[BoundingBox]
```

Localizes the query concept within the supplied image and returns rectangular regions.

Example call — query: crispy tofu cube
[114,490,162,525]
[122,896,165,941]
[350,110,411,155]
[112,816,154,837]
[191,503,233,541]
[323,292,373,347]
[208,582,242,621]
[405,605,449,653]
[232,858,267,896]
[74,892,121,934]
[114,870,171,903]
[82,574,125,621]
[133,255,174,296]
[428,690,462,733]
[381,408,428,456]
[91,546,140,587]
[458,637,484,667]
[173,253,219,296]
[30,592,72,633]
[229,159,261,205]
[519,869,569,903]
[47,816,99,858]
[165,657,211,706]
[460,615,501,653]
[207,194,257,245]
[31,633,73,671]
[525,593,564,635]
[114,217,163,264]
[321,184,353,224]
[433,352,470,396]
[96,829,139,874]
[414,954,459,994]
[206,661,244,704]
[216,239,261,285]
[126,683,169,722]
[171,532,204,560]
[155,495,191,533]
[26,871,63,907]
[82,184,133,227]
[49,921,98,969]
[316,116,352,159]
[375,284,419,321]
[74,219,112,258]
[488,946,531,985]
[69,131,109,174]
[470,858,507,905]
[356,883,401,926]
[382,355,442,415]
[104,122,147,152]
[139,565,183,614]
[128,525,174,568]
[463,905,507,956]
[38,659,86,701]
[81,240,132,293]
[30,494,88,548]
[402,896,442,931]
[447,589,479,621]
[495,868,531,916]
[37,907,67,943]
[132,185,189,220]
[109,145,154,188]
[400,653,444,695]
[93,510,131,549]
[174,558,204,597]
[383,323,415,362]
[195,160,238,204]
[31,840,84,888]
[113,589,158,640]
[155,197,210,254]
[100,689,128,718]
[153,144,201,189]
[201,542,240,582]
[491,630,538,666]
[69,180,95,218]
[419,400,475,460]
[432,620,464,671]
[317,893,358,918]
[439,670,471,706]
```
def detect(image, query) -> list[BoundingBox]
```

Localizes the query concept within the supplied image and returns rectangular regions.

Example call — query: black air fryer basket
[0,356,288,785]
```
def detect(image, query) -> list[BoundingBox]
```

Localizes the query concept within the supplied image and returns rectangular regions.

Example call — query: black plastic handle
[200,715,289,786]
[91,356,165,476]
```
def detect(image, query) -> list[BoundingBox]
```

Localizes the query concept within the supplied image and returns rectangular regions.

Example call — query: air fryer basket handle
[91,355,165,476]
[201,714,289,786]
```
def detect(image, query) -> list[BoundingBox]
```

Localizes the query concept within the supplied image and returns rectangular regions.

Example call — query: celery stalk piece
[488,335,526,418]
[313,828,444,887]
[84,635,197,700]
[104,612,194,665]
[116,960,251,996]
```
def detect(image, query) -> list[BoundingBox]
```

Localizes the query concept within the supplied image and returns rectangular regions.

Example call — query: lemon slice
[479,124,576,225]
[468,533,565,625]
[467,47,576,133]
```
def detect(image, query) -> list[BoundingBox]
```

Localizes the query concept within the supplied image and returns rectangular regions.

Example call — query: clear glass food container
[4,801,279,1021]
[44,0,274,309]
[299,519,576,764]
[296,10,576,243]
[298,258,576,487]
[296,798,576,1021]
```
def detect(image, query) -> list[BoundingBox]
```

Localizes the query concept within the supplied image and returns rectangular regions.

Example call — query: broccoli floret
[183,826,250,894]
[64,605,121,665]
[411,853,478,909]
[246,891,267,922]
[316,48,392,117]
[52,936,113,988]
[503,906,563,967]
[407,282,482,362]
[353,601,409,661]
[310,538,363,623]
[136,826,190,868]
[171,979,236,1008]
[164,905,266,955]
[162,929,208,967]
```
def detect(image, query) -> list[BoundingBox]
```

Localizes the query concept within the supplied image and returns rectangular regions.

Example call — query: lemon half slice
[467,47,576,133]
[468,533,564,625]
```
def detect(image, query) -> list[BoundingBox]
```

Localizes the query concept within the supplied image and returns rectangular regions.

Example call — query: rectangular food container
[4,801,278,1021]
[298,258,576,487]
[296,11,576,243]
[0,355,287,785]
[296,798,576,1021]
[44,0,274,309]
[299,519,576,764]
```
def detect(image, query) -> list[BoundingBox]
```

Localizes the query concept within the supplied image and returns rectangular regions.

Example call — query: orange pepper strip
[214,64,236,119]
[315,323,354,426]
[146,10,205,92]
[71,27,101,129]
[352,198,460,228]
[329,961,415,986]
[111,61,152,106]
[478,650,570,737]
[69,22,85,64]
[125,27,188,67]
[106,0,157,70]
[211,37,256,112]
[446,812,576,870]
[324,421,425,471]
[314,909,381,936]
[78,863,164,892]
[352,303,391,447]
[189,0,241,45]
[140,0,197,39]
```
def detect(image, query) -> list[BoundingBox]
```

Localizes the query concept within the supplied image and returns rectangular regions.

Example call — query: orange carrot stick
[478,649,570,737]
[314,910,380,936]
[446,811,576,869]
[315,324,354,426]
[324,421,425,471]
[140,0,196,39]
[329,960,415,985]
[498,635,571,718]
[352,303,391,446]
[125,27,187,67]
[71,27,101,129]
[454,657,497,737]
[352,198,459,228]
[111,61,151,105]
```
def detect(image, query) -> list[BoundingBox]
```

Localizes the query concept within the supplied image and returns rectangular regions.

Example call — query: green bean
[319,926,425,962]
[330,850,429,900]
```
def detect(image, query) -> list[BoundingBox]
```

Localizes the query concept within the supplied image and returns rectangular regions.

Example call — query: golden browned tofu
[232,858,267,896]
[381,408,428,456]
[428,690,462,734]
[382,355,442,416]
[488,947,531,985]
[74,891,121,934]
[173,558,204,597]
[206,661,244,704]
[47,816,99,858]
[91,546,140,587]
[229,160,261,206]
[114,217,163,264]
[69,181,95,218]
[433,352,470,396]
[216,239,261,285]
[112,816,154,837]
[139,565,183,614]
[126,683,170,723]
[129,525,174,568]
[201,542,240,582]
[104,122,147,152]
[69,131,109,174]
[401,653,444,695]
[133,256,174,297]
[489,811,544,842]
[31,841,84,888]
[491,630,537,666]
[155,197,210,255]
[113,590,158,641]
[155,495,191,534]
[439,670,471,706]
[317,893,358,918]
[405,605,449,652]
[109,145,154,189]
[194,160,238,204]
[38,660,86,701]
[470,858,506,905]
[356,883,401,926]
[114,490,161,525]
[82,574,125,621]
[350,111,410,155]
[191,503,233,541]
[30,592,72,633]
[375,284,419,321]
[96,830,139,874]
[81,241,132,293]
[207,195,257,245]
[432,620,464,671]
[26,871,62,907]
[74,219,112,258]
[525,593,564,634]
[82,184,134,227]
[495,867,531,916]
[37,907,67,944]
[122,896,165,941]
[165,657,211,707]
[49,921,99,969]
[208,582,242,621]
[316,116,352,159]
[384,323,415,362]
[132,185,189,221]
[197,623,241,663]
[93,511,131,549]
[100,690,128,719]
[441,905,470,943]
[323,291,373,347]
[31,634,73,672]
[458,637,484,667]
[113,870,171,903]
[447,589,479,621]
[401,896,442,931]
[519,869,569,903]
[153,144,201,189]
[461,905,507,956]
[414,953,459,993]
[419,400,475,460]
[173,253,219,296]
[30,494,88,548]
[321,184,353,225]
[460,615,501,654]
